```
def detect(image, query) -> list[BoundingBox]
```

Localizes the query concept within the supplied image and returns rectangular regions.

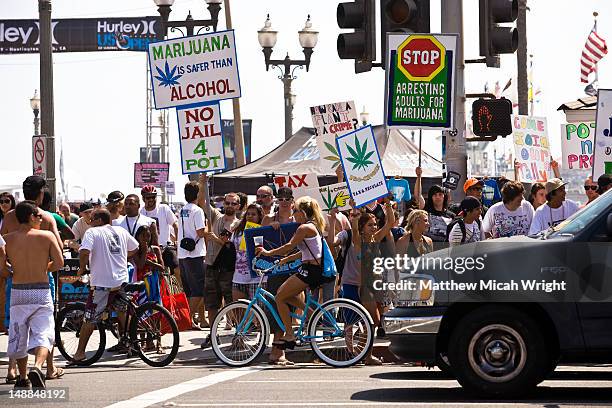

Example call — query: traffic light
[471,98,513,137]
[337,0,376,73]
[479,0,519,68]
[380,0,430,67]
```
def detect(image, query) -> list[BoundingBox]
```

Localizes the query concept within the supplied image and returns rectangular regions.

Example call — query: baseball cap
[23,175,46,192]
[107,190,125,204]
[597,174,612,194]
[78,202,94,214]
[545,178,567,195]
[463,178,484,193]
[276,187,293,199]
[460,196,482,213]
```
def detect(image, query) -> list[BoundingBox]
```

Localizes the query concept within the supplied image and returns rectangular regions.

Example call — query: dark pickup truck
[383,189,612,397]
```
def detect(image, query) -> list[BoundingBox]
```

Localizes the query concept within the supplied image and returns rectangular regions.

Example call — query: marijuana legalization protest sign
[561,122,595,170]
[273,174,319,200]
[148,29,241,109]
[310,101,359,174]
[307,182,351,212]
[336,126,387,207]
[177,102,226,174]
[593,89,612,179]
[385,33,457,130]
[513,115,551,182]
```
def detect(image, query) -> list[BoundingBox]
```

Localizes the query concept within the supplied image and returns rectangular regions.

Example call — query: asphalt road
[1,358,611,408]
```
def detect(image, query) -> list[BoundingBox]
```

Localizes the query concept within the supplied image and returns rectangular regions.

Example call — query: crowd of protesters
[0,166,611,381]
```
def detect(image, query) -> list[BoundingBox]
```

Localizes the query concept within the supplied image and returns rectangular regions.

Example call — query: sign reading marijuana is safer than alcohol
[148,29,241,109]
[336,125,388,207]
[385,33,457,130]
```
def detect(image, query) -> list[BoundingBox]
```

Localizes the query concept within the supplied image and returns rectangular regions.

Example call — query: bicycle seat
[123,281,146,293]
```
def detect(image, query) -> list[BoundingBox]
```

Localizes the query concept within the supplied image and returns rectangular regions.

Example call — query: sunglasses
[0,199,10,204]
[277,197,293,202]
[256,194,271,199]
[224,201,240,206]
[584,185,598,191]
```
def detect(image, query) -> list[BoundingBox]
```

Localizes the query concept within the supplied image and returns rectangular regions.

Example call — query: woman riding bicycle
[255,196,332,350]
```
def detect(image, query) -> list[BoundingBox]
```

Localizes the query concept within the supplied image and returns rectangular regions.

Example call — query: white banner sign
[593,89,612,179]
[273,174,320,200]
[513,115,551,182]
[177,102,226,174]
[148,29,241,109]
[310,101,359,174]
[561,122,595,170]
[336,126,387,207]
[309,182,351,212]
[32,135,47,179]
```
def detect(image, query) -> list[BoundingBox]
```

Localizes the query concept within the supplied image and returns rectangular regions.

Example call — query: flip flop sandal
[46,367,65,380]
[27,367,46,389]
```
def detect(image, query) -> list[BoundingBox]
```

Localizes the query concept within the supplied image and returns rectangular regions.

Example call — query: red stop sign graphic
[398,37,445,81]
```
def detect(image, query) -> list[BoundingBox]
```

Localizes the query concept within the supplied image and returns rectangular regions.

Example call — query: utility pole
[39,0,56,209]
[441,0,467,200]
[517,0,528,115]
[224,0,246,166]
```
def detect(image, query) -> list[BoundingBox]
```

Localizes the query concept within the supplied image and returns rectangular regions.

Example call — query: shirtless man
[0,176,64,384]
[3,201,63,389]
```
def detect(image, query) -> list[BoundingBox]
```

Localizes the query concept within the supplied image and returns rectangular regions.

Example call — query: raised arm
[373,201,395,242]
[415,166,425,209]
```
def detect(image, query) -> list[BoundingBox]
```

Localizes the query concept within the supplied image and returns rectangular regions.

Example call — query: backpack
[334,229,352,275]
[445,217,482,243]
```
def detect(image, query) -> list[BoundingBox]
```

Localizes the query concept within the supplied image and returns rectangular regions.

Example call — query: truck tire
[448,306,550,397]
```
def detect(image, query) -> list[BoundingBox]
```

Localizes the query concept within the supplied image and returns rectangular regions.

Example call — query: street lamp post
[153,0,222,39]
[30,90,40,136]
[359,106,369,126]
[258,15,318,142]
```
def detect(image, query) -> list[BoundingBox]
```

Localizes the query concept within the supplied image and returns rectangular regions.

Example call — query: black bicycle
[55,280,179,367]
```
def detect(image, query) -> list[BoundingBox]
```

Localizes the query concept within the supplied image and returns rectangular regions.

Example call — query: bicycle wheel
[211,301,268,367]
[129,302,179,367]
[308,299,374,367]
[55,303,106,366]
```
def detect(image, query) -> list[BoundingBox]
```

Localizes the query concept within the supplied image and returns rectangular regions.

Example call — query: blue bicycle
[210,261,374,367]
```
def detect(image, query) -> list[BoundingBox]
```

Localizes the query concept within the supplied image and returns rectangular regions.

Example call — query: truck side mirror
[607,213,612,237]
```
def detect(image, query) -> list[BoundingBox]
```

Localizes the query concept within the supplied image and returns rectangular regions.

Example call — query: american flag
[580,28,607,83]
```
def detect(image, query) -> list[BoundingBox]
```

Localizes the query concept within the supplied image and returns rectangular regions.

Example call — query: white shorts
[7,284,55,359]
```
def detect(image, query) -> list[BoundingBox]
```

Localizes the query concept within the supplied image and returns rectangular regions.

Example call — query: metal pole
[282,77,293,141]
[418,129,422,168]
[441,0,467,201]
[33,110,40,135]
[517,0,528,115]
[224,0,246,166]
[39,0,56,209]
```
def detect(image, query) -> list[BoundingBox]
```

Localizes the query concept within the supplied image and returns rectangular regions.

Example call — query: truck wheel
[448,306,549,397]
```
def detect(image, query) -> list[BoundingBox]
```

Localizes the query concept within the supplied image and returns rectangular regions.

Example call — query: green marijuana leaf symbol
[323,141,341,169]
[154,61,182,87]
[345,135,374,172]
[321,188,334,211]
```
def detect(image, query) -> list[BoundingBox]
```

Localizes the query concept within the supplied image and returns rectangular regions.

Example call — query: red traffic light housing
[471,97,513,137]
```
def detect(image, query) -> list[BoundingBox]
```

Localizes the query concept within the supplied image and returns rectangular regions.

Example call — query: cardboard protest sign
[385,33,457,130]
[239,221,260,251]
[593,89,612,179]
[336,125,388,207]
[148,29,241,109]
[177,102,226,174]
[244,223,301,278]
[513,115,551,182]
[273,173,319,199]
[561,122,595,170]
[308,182,351,212]
[310,101,359,173]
